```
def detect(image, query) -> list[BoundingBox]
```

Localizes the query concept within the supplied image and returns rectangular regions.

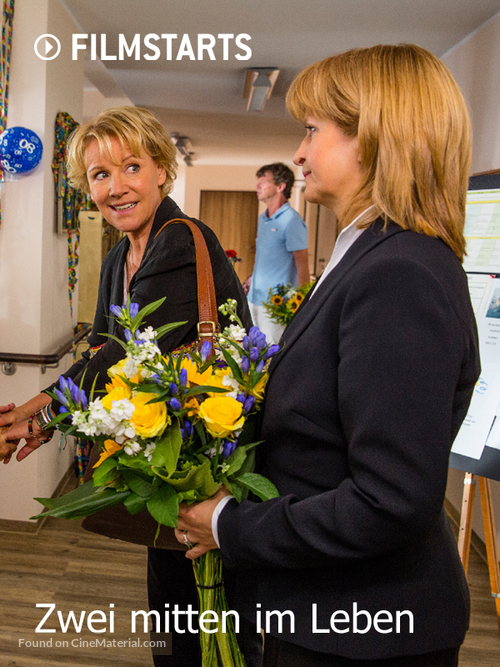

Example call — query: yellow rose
[102,385,132,410]
[198,395,244,439]
[130,392,170,438]
[93,439,123,468]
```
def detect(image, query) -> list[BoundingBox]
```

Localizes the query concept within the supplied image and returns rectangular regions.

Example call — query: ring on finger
[182,531,195,548]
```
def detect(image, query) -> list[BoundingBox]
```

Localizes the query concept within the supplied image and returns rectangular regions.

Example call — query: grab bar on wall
[0,326,91,375]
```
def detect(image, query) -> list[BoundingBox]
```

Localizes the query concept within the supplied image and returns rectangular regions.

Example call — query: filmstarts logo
[34,33,252,61]
[34,34,61,60]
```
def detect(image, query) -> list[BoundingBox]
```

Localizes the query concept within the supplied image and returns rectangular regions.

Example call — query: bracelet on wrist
[28,414,53,445]
[34,405,54,431]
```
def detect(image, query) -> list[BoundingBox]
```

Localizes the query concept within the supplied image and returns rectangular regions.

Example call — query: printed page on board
[462,189,500,273]
[452,274,500,459]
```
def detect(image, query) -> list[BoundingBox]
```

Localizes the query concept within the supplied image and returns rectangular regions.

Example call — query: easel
[458,472,500,633]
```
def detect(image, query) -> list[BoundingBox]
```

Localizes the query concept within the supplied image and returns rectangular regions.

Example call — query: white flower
[109,398,135,421]
[137,326,157,342]
[222,374,240,392]
[144,442,156,461]
[140,367,157,379]
[124,440,142,456]
[204,447,217,458]
[226,324,246,342]
[123,357,140,378]
[113,422,136,444]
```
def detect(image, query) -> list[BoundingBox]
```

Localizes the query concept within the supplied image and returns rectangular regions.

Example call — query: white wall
[442,13,500,551]
[443,11,500,174]
[0,0,84,522]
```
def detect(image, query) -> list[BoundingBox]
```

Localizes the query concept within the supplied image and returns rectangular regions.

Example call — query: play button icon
[34,34,61,60]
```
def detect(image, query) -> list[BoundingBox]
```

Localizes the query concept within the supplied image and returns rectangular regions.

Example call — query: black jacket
[219,219,480,659]
[46,196,251,400]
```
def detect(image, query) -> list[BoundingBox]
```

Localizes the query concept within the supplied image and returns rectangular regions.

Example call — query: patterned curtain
[52,111,91,318]
[0,0,15,226]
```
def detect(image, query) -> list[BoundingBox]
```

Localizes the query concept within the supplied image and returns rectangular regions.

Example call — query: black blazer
[46,197,251,399]
[218,219,480,659]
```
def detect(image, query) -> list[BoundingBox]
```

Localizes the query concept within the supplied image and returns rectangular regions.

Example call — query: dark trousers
[148,548,263,667]
[263,634,459,667]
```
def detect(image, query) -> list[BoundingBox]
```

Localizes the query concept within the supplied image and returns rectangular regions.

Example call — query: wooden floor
[0,483,499,666]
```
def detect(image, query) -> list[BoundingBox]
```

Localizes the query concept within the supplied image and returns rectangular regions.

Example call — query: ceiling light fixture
[170,132,194,166]
[243,68,280,112]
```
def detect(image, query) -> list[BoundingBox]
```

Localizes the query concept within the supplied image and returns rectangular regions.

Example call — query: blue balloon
[0,126,43,174]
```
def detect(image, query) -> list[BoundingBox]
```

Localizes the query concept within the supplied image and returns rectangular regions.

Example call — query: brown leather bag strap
[153,218,219,344]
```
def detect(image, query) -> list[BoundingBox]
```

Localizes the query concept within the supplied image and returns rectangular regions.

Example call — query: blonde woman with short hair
[0,106,254,667]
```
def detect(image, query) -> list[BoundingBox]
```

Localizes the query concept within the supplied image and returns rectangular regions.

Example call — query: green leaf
[223,446,247,477]
[132,384,166,395]
[223,477,242,503]
[147,484,179,527]
[237,446,257,477]
[123,492,149,515]
[158,460,220,499]
[156,321,187,341]
[117,454,155,475]
[32,483,130,520]
[34,480,97,510]
[46,412,73,428]
[92,456,119,486]
[219,345,244,383]
[150,419,182,476]
[121,470,153,498]
[131,298,166,330]
[99,332,128,350]
[89,371,101,401]
[235,413,261,449]
[184,385,228,396]
[144,393,170,404]
[236,473,279,501]
[193,421,207,447]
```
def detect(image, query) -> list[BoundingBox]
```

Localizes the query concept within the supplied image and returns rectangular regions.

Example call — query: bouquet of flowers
[33,297,280,667]
[262,282,313,326]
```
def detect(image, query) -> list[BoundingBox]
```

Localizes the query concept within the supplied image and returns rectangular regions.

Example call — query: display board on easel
[448,171,500,634]
[450,172,500,480]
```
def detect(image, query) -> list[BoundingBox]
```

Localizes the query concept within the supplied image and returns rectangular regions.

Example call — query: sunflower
[271,295,283,306]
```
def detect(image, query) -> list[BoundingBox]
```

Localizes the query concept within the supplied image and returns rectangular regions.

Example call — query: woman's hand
[0,427,19,463]
[175,487,232,560]
[0,395,54,463]
[0,403,21,463]
[0,402,28,429]
[3,419,51,463]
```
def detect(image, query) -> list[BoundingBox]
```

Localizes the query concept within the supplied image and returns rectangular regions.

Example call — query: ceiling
[60,0,500,165]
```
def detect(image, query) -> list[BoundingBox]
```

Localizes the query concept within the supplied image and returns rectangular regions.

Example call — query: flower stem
[192,551,246,667]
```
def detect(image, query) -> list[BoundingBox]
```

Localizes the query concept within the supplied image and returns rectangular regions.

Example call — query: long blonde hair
[67,106,177,199]
[286,44,472,259]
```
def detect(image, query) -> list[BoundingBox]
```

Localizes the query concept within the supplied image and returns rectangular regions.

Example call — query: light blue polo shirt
[248,201,308,306]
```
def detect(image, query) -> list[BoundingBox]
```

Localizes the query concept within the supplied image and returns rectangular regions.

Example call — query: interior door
[199,190,258,282]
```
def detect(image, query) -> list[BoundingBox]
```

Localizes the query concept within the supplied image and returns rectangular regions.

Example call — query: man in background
[245,163,309,343]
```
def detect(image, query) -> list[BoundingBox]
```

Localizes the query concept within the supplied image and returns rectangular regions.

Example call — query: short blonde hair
[286,44,472,260]
[67,106,177,198]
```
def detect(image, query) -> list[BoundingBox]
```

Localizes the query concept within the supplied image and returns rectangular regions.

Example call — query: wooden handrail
[0,326,90,374]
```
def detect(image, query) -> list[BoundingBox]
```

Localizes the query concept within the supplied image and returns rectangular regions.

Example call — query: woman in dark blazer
[176,45,480,667]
